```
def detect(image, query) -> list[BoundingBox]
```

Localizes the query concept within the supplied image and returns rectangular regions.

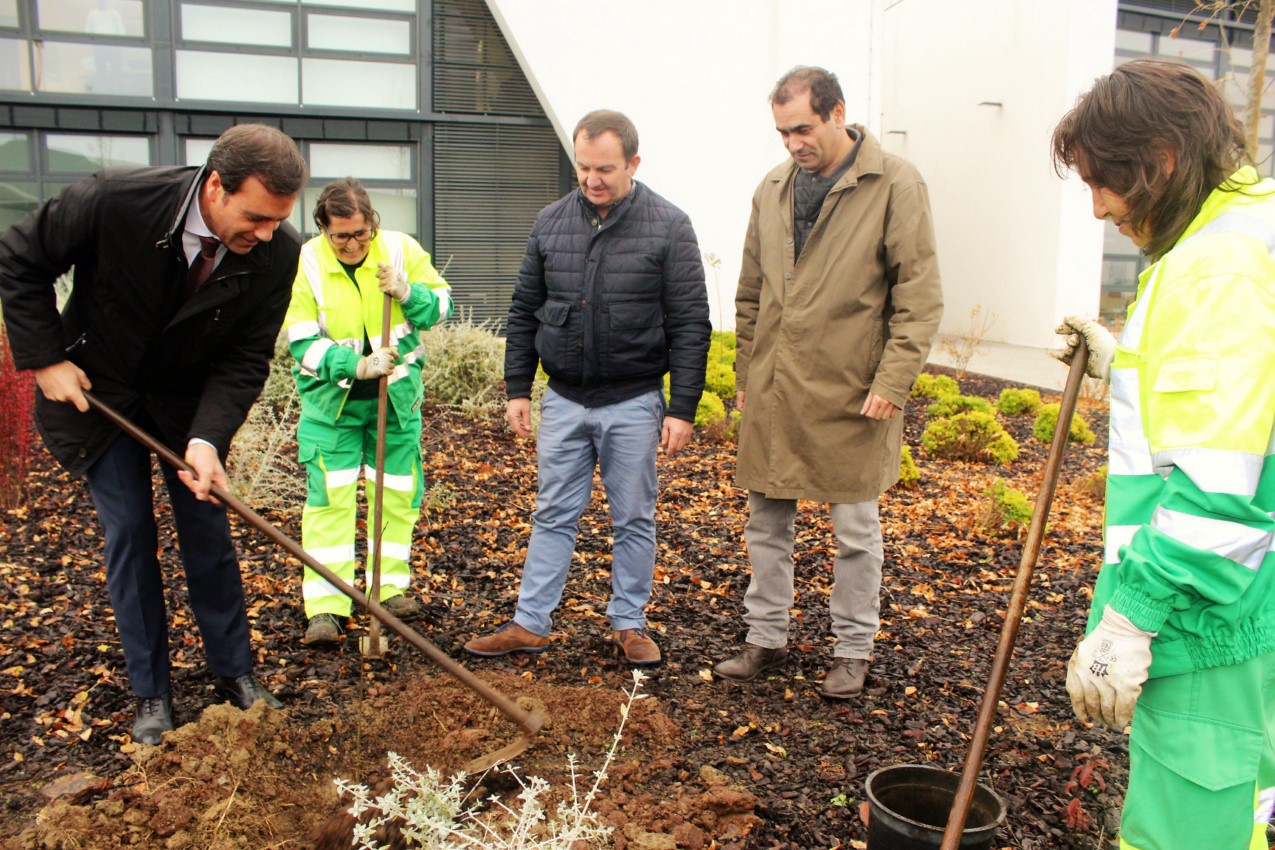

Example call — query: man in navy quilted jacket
[464,109,710,665]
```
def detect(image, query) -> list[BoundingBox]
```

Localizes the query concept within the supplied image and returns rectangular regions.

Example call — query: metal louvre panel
[433,0,543,116]
[435,123,563,329]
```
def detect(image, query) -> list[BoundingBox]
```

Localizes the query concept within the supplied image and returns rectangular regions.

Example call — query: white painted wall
[879,0,1117,350]
[485,0,881,330]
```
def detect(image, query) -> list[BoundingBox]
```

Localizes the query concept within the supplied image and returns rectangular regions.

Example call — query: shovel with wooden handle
[83,391,546,773]
[361,292,394,659]
[939,337,1089,850]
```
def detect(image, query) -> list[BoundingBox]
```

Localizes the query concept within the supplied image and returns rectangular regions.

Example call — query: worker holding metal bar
[285,178,451,647]
[1053,57,1275,850]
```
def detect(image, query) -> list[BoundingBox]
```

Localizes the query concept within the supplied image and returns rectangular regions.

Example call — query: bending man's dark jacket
[0,165,301,476]
[504,182,710,422]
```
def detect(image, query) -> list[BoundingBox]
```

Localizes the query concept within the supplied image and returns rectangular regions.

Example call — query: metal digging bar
[939,338,1089,850]
[84,391,546,773]
[362,291,393,659]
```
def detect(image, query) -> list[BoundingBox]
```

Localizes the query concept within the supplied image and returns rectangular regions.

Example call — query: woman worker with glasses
[284,177,452,645]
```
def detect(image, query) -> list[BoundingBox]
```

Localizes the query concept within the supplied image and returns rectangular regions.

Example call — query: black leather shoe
[213,674,282,710]
[132,693,174,745]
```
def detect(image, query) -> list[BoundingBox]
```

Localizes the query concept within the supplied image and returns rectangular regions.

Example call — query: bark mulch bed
[0,366,1126,849]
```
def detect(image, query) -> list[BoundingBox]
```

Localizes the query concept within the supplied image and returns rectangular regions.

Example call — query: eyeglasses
[324,228,375,244]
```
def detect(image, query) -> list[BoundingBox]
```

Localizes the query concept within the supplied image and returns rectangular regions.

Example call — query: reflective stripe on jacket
[284,230,450,428]
[1092,166,1275,677]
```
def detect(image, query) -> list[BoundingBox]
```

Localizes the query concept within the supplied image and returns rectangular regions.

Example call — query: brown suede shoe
[713,643,789,682]
[463,622,549,657]
[612,628,662,666]
[820,658,868,699]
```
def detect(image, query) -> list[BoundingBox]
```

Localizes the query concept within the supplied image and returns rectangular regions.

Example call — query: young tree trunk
[1247,0,1275,154]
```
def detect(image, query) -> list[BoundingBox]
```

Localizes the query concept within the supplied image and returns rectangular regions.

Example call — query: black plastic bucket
[865,765,1006,850]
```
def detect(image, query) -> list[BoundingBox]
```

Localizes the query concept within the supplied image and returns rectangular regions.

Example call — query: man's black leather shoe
[132,693,174,745]
[213,674,282,710]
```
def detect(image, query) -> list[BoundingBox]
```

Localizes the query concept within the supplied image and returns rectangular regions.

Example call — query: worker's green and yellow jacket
[283,230,451,429]
[1093,166,1275,678]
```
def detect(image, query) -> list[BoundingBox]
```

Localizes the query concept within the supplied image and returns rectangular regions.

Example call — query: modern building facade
[0,0,570,326]
[3,0,1269,345]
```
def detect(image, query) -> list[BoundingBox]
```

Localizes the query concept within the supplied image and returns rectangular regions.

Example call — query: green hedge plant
[973,477,1034,538]
[997,387,1042,417]
[926,394,994,419]
[921,411,1019,464]
[912,372,960,400]
[1032,402,1096,445]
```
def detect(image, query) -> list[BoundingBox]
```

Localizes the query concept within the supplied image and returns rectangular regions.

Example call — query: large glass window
[184,138,215,166]
[176,50,298,103]
[0,37,28,90]
[0,0,18,28]
[37,0,145,38]
[0,181,39,232]
[307,14,411,54]
[181,4,293,48]
[301,57,415,109]
[46,134,151,172]
[0,131,30,171]
[303,0,416,12]
[310,143,412,180]
[35,41,152,96]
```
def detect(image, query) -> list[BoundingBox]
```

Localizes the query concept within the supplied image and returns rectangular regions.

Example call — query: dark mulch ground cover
[0,366,1127,849]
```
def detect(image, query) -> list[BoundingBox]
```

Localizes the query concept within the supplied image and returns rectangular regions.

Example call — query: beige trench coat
[735,127,942,503]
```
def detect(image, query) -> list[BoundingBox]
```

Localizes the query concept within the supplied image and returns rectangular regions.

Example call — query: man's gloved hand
[1066,605,1156,728]
[377,263,410,302]
[1055,316,1116,380]
[355,346,399,380]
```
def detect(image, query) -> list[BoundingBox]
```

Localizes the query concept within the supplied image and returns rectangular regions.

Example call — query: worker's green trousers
[1120,652,1275,850]
[297,398,423,618]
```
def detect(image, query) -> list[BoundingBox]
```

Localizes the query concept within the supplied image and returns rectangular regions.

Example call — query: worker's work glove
[355,346,399,380]
[377,263,410,303]
[1066,605,1156,729]
[1054,316,1116,380]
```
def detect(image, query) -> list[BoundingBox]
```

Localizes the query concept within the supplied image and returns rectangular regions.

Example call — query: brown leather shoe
[713,643,789,682]
[612,628,662,666]
[821,658,868,699]
[463,622,550,656]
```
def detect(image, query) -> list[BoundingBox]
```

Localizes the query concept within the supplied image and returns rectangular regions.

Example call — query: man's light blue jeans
[513,386,664,636]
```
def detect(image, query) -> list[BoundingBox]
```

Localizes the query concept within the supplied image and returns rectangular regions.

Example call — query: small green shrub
[1032,403,1096,445]
[926,394,994,419]
[708,338,737,367]
[420,315,505,417]
[997,387,1043,417]
[695,390,727,428]
[704,360,736,401]
[896,444,920,488]
[921,411,1019,464]
[1077,464,1107,502]
[912,372,960,399]
[711,330,737,350]
[425,480,456,514]
[973,477,1034,538]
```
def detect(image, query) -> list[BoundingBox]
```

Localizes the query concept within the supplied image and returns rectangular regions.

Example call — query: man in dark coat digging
[0,124,306,745]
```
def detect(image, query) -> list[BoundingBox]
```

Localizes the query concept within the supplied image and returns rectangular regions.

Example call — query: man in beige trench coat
[713,66,942,698]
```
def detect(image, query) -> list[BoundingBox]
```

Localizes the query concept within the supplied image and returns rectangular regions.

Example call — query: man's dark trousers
[85,414,252,699]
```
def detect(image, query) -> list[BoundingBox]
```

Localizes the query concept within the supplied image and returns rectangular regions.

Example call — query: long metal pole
[365,293,393,657]
[82,391,544,742]
[939,339,1088,849]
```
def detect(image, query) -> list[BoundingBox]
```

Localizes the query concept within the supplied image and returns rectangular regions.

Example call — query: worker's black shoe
[381,594,420,620]
[303,613,343,646]
[132,693,174,745]
[213,674,282,710]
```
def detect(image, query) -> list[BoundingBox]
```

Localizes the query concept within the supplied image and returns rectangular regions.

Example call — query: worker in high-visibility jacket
[1052,59,1275,850]
[284,178,451,646]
